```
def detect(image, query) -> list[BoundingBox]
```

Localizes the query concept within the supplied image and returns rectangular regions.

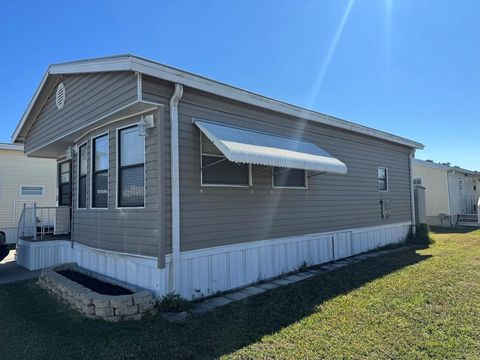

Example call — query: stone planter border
[38,263,157,321]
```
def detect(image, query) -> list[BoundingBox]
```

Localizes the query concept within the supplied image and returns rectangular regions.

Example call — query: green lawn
[1,228,479,359]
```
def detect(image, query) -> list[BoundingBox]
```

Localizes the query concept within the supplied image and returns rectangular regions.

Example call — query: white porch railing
[463,196,478,215]
[17,204,70,241]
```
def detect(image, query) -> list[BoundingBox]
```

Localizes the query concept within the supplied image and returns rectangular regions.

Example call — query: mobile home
[12,55,423,299]
[0,143,56,243]
[412,158,480,226]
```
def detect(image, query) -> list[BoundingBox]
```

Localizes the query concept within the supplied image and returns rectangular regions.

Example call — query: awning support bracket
[307,171,327,178]
[201,157,228,170]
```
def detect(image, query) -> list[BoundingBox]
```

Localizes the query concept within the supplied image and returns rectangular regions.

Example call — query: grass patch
[1,227,480,359]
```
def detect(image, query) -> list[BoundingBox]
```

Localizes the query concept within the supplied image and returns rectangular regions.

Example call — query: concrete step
[458,222,479,227]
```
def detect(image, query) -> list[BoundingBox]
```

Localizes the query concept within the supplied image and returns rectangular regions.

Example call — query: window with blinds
[272,167,307,188]
[92,134,109,208]
[118,126,145,207]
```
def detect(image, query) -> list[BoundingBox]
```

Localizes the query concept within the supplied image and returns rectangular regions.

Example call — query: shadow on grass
[430,226,480,234]
[0,246,432,359]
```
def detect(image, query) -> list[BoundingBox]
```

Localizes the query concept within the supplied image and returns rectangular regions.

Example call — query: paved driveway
[0,250,40,285]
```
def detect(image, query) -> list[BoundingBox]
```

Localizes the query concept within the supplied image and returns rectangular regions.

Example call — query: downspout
[409,151,416,235]
[170,83,183,293]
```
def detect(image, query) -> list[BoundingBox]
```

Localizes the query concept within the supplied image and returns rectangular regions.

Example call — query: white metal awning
[194,120,348,174]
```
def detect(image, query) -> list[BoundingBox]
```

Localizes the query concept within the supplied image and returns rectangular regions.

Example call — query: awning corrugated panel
[194,120,348,174]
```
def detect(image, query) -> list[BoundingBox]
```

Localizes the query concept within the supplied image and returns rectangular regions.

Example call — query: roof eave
[13,54,424,150]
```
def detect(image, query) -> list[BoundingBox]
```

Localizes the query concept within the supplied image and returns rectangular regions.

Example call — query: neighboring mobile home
[12,55,423,299]
[412,158,480,226]
[0,143,56,243]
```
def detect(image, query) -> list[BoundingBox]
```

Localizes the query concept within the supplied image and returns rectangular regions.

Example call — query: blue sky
[0,0,479,169]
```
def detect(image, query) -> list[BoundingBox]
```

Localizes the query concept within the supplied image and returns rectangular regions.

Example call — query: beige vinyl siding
[25,71,138,154]
[71,116,161,257]
[0,149,56,228]
[412,163,450,217]
[174,87,413,252]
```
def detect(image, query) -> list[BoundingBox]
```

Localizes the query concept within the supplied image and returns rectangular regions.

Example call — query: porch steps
[458,214,479,227]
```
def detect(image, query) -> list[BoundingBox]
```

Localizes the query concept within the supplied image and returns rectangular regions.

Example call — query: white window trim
[199,132,252,188]
[90,132,110,210]
[115,123,146,210]
[76,141,88,210]
[19,185,45,198]
[378,167,389,192]
[271,168,308,189]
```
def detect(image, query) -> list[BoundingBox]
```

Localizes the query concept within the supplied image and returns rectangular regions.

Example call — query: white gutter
[409,152,417,234]
[170,83,183,293]
[0,143,24,151]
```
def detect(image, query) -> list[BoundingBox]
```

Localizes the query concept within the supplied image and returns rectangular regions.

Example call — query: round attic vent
[56,82,66,110]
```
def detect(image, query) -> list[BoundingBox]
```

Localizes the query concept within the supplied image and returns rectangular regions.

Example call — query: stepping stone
[203,296,233,308]
[224,291,250,301]
[189,302,216,315]
[272,278,294,286]
[240,286,266,296]
[257,282,279,291]
[161,311,188,323]
[295,272,316,279]
[284,274,306,282]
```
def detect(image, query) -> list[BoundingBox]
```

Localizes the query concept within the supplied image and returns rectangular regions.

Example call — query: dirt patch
[58,269,133,296]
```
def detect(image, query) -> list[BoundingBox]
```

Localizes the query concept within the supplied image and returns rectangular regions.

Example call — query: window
[201,134,250,186]
[20,185,44,197]
[78,143,87,208]
[378,167,388,191]
[413,178,423,186]
[92,134,109,208]
[272,167,307,188]
[58,161,71,206]
[118,125,145,207]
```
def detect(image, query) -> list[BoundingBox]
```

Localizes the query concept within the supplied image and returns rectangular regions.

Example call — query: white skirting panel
[175,221,411,299]
[17,239,73,271]
[16,221,411,299]
[73,243,170,297]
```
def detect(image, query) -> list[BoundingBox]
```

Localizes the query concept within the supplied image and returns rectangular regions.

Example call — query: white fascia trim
[12,68,51,143]
[44,55,423,150]
[0,143,24,151]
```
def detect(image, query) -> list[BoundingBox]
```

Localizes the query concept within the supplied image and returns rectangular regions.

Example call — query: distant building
[412,158,480,226]
[0,143,56,243]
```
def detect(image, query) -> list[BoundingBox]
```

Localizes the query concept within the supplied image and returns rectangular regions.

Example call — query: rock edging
[38,263,157,321]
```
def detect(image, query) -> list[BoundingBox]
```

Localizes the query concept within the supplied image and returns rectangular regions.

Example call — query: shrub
[159,293,190,312]
[409,223,434,245]
[298,261,308,272]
